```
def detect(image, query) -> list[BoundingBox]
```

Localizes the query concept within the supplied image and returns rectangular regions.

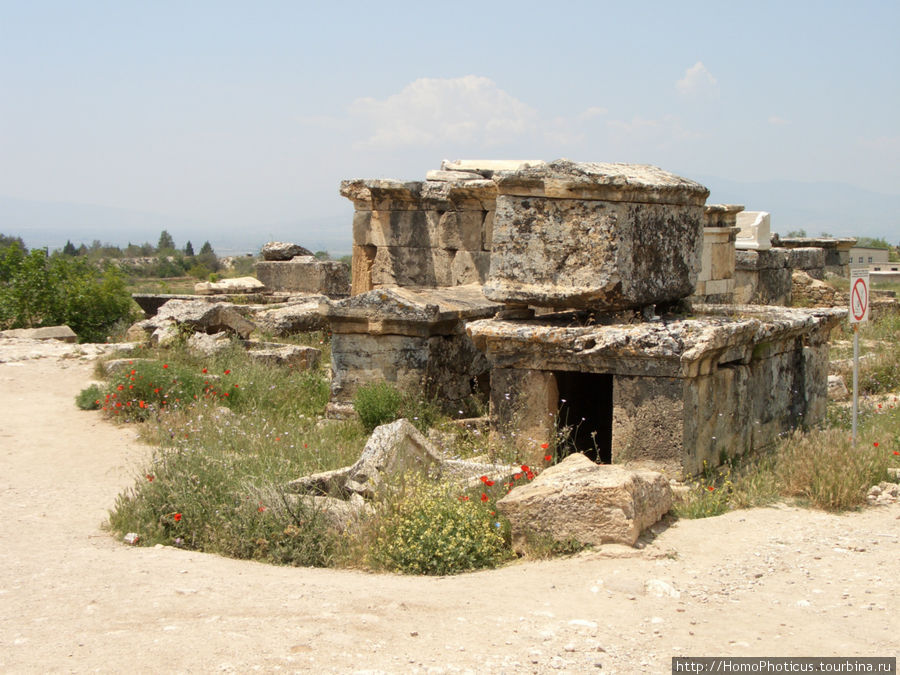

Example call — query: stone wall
[341,173,500,293]
[325,286,500,416]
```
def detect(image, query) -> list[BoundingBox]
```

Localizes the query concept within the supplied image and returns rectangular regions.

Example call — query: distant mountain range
[3,176,898,254]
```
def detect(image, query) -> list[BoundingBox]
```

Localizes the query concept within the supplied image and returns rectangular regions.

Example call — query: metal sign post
[849,270,869,445]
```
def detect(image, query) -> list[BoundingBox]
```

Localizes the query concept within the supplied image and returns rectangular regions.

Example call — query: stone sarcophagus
[482,160,710,310]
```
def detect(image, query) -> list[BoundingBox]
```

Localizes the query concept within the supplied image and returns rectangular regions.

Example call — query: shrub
[367,473,511,575]
[75,384,103,410]
[354,381,404,432]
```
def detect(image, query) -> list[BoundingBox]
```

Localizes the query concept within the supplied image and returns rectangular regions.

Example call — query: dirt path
[1,340,898,673]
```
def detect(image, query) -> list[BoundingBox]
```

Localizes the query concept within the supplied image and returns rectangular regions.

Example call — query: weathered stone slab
[194,276,267,295]
[496,453,673,549]
[344,419,445,498]
[425,169,484,182]
[252,296,329,336]
[261,242,314,261]
[440,159,545,177]
[247,343,320,370]
[154,299,256,339]
[484,160,709,310]
[735,211,771,251]
[0,325,78,342]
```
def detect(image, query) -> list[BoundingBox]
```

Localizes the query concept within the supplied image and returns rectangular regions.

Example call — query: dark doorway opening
[555,372,613,463]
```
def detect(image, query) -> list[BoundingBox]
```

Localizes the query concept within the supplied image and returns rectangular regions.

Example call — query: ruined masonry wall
[342,179,496,293]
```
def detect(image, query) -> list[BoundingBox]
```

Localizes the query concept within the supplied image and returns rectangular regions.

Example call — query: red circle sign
[851,277,868,322]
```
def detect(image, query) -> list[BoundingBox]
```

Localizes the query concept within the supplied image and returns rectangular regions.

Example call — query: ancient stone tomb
[337,159,842,477]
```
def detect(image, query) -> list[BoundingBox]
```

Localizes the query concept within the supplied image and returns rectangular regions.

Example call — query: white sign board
[850,270,869,324]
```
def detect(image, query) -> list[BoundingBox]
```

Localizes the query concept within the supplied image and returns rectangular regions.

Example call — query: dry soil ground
[1,338,898,674]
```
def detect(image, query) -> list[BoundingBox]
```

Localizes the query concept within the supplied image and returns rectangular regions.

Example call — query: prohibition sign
[850,273,869,323]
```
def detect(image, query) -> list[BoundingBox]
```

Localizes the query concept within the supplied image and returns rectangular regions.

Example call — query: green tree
[157,230,176,252]
[62,240,77,256]
[0,233,27,253]
[785,229,807,237]
[0,248,135,342]
[196,241,219,272]
[184,240,195,257]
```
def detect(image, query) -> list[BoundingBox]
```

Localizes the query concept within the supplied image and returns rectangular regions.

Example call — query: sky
[1,1,898,252]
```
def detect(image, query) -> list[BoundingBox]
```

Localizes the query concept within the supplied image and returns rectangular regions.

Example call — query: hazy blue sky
[1,1,898,249]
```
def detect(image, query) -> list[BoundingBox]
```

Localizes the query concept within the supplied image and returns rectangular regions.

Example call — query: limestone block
[440,159,546,176]
[261,242,314,261]
[247,344,321,370]
[437,210,484,250]
[450,250,491,286]
[784,247,826,276]
[483,210,494,251]
[703,204,744,228]
[256,258,350,297]
[496,453,673,550]
[252,296,329,336]
[351,245,376,295]
[484,161,708,310]
[154,300,256,339]
[791,270,840,307]
[611,376,684,473]
[735,211,771,251]
[490,368,558,462]
[827,374,850,402]
[344,419,445,497]
[358,210,436,248]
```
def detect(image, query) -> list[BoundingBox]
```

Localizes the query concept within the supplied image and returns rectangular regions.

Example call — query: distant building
[848,246,890,268]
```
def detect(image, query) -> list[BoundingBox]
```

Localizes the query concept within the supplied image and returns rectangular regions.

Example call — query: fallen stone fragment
[0,325,78,343]
[497,453,673,550]
[194,276,267,295]
[261,241,314,261]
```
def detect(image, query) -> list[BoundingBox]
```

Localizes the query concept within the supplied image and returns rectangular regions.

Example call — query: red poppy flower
[485,480,495,487]
[459,495,469,501]
[521,465,530,472]
[163,364,169,369]
[540,442,549,450]
[544,455,552,462]
[117,385,124,391]
[146,474,154,482]
[480,493,489,502]
[480,475,488,483]
[224,369,231,375]
[257,505,266,513]
[526,471,534,480]
[873,442,879,447]
[173,513,182,522]
[202,368,208,374]
[130,369,136,375]
[894,451,899,456]
[138,400,146,408]
[514,473,522,480]
[708,486,715,492]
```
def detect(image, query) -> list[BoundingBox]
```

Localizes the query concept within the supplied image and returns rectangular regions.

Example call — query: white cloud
[676,61,718,97]
[349,76,538,149]
[768,115,790,126]
[579,106,609,120]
